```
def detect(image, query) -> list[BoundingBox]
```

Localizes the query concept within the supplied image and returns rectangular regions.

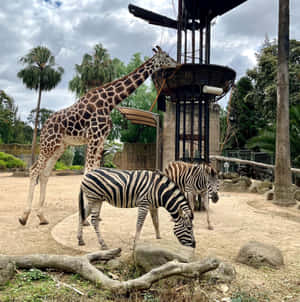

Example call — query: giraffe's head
[152,46,177,72]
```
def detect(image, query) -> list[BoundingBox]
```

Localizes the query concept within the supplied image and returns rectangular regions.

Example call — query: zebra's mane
[169,161,218,177]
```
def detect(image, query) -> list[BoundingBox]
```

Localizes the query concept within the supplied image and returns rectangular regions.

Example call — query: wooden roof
[117,107,159,128]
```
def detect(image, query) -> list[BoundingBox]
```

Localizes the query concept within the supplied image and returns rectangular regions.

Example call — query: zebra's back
[81,168,155,208]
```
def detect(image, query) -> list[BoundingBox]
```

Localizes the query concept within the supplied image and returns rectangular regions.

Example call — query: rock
[221,177,252,192]
[249,180,273,194]
[106,259,121,270]
[222,172,239,180]
[236,241,284,268]
[202,261,236,283]
[266,189,274,201]
[134,240,195,272]
[0,257,16,285]
[294,190,300,202]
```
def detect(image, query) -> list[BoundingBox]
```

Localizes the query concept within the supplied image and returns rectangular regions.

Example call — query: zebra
[77,168,196,249]
[164,161,219,230]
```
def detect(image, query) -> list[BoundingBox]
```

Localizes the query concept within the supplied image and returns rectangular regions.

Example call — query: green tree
[69,43,124,97]
[0,90,16,143]
[18,46,64,164]
[27,108,54,132]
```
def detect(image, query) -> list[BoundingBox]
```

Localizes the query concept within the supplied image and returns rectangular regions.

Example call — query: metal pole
[175,101,180,160]
[198,99,202,161]
[192,18,195,63]
[183,98,186,160]
[199,27,203,64]
[204,98,210,162]
[177,0,182,63]
[205,18,211,64]
[190,99,194,160]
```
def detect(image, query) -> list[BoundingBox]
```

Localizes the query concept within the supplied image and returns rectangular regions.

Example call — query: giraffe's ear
[156,45,162,52]
[152,48,157,53]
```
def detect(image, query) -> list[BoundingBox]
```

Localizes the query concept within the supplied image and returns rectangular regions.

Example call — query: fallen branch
[0,249,220,293]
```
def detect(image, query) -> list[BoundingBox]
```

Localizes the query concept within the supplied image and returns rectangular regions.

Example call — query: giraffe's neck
[99,56,156,110]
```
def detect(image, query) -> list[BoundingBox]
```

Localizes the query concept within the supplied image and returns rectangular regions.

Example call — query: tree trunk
[274,0,295,206]
[31,84,42,165]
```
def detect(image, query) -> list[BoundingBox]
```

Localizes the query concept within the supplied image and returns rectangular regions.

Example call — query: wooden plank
[210,155,300,174]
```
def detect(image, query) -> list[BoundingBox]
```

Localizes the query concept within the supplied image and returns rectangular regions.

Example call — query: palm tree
[69,43,124,97]
[18,46,64,165]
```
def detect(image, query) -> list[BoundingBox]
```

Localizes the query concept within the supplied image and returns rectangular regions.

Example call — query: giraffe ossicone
[19,46,177,226]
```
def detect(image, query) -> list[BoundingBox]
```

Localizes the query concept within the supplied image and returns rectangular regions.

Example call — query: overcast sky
[1,0,299,121]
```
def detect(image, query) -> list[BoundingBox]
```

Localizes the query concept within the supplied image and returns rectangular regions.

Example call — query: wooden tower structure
[129,0,247,167]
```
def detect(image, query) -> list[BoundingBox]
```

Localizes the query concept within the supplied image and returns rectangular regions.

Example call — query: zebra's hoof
[83,220,90,226]
[101,245,109,250]
[208,225,214,230]
[18,217,27,226]
[39,220,49,225]
[78,241,85,246]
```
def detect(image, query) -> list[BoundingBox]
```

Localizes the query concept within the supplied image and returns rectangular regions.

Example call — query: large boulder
[249,180,273,194]
[134,240,195,272]
[0,257,16,285]
[221,176,252,192]
[294,190,300,202]
[236,241,284,268]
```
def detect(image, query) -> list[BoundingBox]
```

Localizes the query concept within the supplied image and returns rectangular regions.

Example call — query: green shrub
[0,152,26,169]
[58,147,75,166]
[54,161,68,170]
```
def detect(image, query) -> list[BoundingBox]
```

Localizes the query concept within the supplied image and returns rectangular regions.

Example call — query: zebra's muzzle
[211,192,219,203]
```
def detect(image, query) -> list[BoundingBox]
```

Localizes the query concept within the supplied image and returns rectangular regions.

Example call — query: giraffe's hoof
[208,225,214,230]
[156,235,162,239]
[18,217,27,226]
[78,241,85,246]
[39,220,49,225]
[83,220,90,227]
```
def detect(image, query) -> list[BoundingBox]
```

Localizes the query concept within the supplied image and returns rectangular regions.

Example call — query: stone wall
[0,144,39,167]
[113,143,156,170]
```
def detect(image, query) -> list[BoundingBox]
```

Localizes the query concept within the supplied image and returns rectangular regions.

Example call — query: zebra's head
[205,165,219,203]
[173,204,196,248]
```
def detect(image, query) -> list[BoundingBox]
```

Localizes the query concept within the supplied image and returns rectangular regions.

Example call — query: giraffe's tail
[79,187,85,222]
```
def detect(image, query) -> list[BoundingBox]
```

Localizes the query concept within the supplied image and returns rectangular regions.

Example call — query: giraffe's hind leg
[19,162,39,225]
[35,144,67,225]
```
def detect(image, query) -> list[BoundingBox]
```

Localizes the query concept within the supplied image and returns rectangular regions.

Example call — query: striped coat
[165,161,219,230]
[77,168,195,249]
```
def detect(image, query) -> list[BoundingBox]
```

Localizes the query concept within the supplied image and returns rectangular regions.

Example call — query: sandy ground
[0,172,299,301]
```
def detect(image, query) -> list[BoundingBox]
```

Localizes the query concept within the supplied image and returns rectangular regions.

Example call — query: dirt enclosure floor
[0,172,299,301]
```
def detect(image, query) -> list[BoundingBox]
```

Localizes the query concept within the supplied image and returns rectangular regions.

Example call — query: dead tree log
[0,249,219,292]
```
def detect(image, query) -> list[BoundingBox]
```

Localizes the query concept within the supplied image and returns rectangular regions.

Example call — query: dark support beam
[204,99,210,162]
[205,19,211,64]
[190,99,194,159]
[198,100,202,161]
[177,0,182,63]
[199,27,203,64]
[183,98,186,159]
[175,101,180,160]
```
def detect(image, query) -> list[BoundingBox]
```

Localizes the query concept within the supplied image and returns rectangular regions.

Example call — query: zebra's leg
[90,201,108,250]
[149,206,161,239]
[134,202,150,249]
[203,192,213,230]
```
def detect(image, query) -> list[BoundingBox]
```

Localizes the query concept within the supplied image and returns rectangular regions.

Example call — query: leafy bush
[0,152,26,169]
[58,147,75,166]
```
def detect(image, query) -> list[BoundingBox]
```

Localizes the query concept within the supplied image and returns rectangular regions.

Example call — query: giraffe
[19,46,177,226]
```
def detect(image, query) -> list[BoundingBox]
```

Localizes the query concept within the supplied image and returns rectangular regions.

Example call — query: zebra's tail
[79,187,85,221]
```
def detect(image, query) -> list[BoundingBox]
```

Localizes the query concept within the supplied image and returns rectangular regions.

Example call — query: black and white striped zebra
[165,161,219,230]
[77,168,195,249]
